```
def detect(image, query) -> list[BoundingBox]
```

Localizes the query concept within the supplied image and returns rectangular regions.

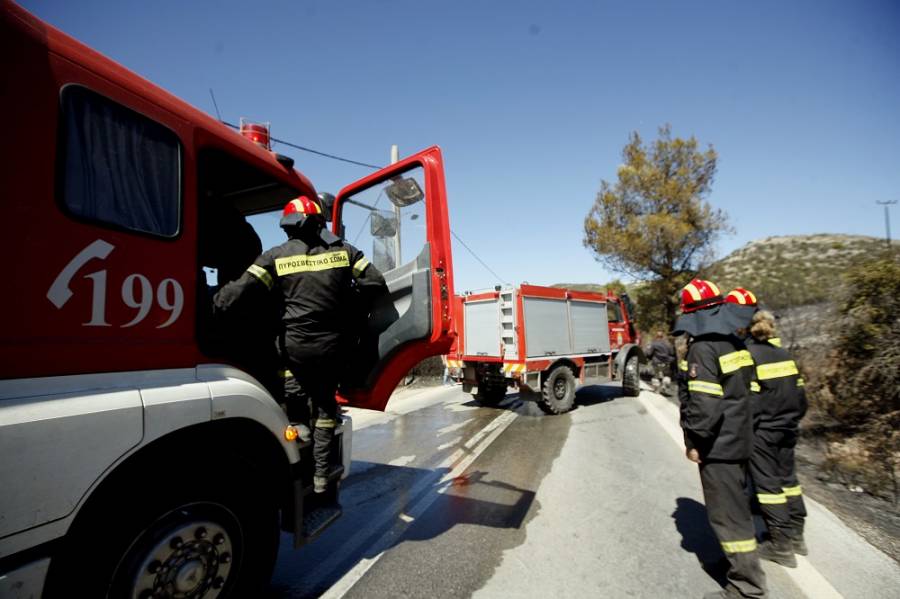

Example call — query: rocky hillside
[555,233,895,313]
[703,234,896,309]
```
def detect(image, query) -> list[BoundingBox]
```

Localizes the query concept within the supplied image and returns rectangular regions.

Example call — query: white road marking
[387,455,416,467]
[446,398,480,412]
[319,410,519,599]
[437,420,469,436]
[636,389,686,450]
[637,391,844,599]
[436,436,463,452]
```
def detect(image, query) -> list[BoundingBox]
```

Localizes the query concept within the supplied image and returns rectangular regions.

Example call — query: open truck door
[333,146,455,411]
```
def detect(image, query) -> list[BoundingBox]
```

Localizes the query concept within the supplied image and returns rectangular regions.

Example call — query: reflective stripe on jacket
[215,231,385,362]
[679,334,755,461]
[747,338,807,431]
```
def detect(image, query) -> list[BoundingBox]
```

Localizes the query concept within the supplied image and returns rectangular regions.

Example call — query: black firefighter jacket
[214,230,386,363]
[679,334,755,462]
[746,338,808,432]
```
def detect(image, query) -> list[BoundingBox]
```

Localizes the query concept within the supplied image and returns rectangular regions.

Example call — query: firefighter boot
[757,529,797,568]
[790,535,808,556]
[313,423,335,494]
[788,527,808,556]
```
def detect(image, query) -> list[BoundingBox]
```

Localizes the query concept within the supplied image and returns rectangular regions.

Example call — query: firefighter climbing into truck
[213,196,389,497]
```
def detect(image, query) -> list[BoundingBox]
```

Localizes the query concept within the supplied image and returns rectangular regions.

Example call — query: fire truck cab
[0,2,455,596]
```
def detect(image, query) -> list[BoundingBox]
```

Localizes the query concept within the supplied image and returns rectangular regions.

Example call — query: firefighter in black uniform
[725,290,808,567]
[646,330,676,394]
[673,279,766,599]
[214,196,387,494]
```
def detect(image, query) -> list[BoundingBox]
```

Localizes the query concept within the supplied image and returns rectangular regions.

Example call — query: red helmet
[725,288,758,306]
[280,196,324,228]
[680,279,724,313]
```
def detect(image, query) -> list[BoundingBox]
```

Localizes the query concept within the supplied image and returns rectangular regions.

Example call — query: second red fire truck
[450,284,644,413]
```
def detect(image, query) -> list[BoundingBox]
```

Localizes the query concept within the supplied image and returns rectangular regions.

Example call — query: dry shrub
[810,254,900,502]
[409,355,444,378]
[823,420,900,501]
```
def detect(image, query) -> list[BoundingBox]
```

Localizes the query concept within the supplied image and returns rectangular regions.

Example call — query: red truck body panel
[1,1,455,411]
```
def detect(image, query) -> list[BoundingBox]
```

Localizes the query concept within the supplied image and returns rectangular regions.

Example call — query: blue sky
[22,0,900,293]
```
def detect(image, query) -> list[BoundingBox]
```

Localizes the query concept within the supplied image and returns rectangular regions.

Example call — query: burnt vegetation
[712,235,900,504]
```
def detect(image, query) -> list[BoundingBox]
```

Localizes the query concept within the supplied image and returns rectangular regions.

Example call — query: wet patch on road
[338,394,582,599]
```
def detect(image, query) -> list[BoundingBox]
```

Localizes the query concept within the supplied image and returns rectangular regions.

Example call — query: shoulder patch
[689,363,698,378]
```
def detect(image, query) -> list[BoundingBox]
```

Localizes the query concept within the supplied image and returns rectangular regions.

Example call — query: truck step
[303,504,342,539]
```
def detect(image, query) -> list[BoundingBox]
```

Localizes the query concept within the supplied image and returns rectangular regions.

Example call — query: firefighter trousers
[749,429,807,540]
[699,461,767,598]
[288,356,340,478]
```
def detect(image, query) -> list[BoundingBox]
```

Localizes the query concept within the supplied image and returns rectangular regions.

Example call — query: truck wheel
[622,354,641,397]
[538,365,576,414]
[475,383,507,406]
[45,461,279,598]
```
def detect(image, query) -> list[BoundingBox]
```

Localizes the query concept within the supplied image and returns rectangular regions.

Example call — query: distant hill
[554,234,896,310]
[704,234,896,309]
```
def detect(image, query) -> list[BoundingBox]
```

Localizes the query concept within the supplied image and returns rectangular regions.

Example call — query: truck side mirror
[385,177,424,207]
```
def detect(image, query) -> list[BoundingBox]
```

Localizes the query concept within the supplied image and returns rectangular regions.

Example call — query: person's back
[264,235,367,361]
[746,338,806,433]
[647,331,676,394]
[214,196,386,496]
[744,308,809,566]
[681,333,755,461]
[648,335,675,366]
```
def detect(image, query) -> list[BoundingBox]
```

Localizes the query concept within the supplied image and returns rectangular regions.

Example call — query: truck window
[340,165,427,274]
[607,301,623,323]
[59,85,181,237]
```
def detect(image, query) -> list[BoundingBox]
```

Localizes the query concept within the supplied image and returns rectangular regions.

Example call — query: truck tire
[622,354,641,397]
[538,365,577,414]
[45,460,279,599]
[475,382,507,406]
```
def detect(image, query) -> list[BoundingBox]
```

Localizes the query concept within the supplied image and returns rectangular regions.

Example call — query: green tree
[583,125,730,329]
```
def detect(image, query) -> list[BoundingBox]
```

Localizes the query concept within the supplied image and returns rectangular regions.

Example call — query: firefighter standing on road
[726,289,808,567]
[673,279,766,599]
[215,196,387,494]
[646,330,676,394]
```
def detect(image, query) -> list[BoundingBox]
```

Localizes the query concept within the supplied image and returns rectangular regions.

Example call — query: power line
[208,89,222,121]
[222,121,383,170]
[219,120,508,284]
[450,229,509,286]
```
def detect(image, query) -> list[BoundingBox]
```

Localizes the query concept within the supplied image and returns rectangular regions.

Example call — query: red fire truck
[451,285,643,413]
[0,2,454,596]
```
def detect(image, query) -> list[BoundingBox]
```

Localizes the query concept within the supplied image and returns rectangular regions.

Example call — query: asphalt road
[266,382,900,598]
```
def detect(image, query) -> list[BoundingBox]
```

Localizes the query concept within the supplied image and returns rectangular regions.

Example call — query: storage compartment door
[523,297,572,357]
[464,300,501,357]
[570,300,610,354]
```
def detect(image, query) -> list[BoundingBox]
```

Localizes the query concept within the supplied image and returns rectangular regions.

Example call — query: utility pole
[391,144,401,267]
[876,200,897,249]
